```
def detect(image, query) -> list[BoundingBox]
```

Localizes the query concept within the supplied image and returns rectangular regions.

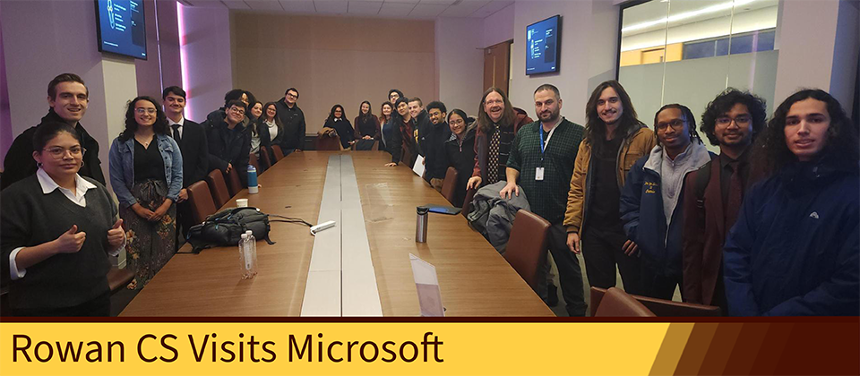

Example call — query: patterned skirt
[120,179,176,290]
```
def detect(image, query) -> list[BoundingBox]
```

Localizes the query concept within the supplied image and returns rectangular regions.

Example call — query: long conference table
[120,151,553,317]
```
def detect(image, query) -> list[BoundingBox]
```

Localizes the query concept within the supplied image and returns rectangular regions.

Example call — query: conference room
[0,0,858,318]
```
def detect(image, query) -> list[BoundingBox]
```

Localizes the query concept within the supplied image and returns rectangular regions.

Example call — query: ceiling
[178,0,516,19]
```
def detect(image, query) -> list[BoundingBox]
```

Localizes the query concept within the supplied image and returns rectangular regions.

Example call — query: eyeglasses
[656,119,686,131]
[135,108,157,115]
[485,99,504,105]
[43,146,85,158]
[449,119,465,125]
[229,107,246,115]
[716,115,751,126]
[286,93,298,99]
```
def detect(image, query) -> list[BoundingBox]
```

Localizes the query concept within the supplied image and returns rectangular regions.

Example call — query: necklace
[136,135,153,148]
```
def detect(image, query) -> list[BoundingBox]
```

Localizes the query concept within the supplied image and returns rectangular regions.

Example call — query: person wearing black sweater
[274,88,306,154]
[322,104,355,149]
[203,100,251,188]
[384,98,417,167]
[440,109,476,207]
[2,73,105,190]
[1,122,125,316]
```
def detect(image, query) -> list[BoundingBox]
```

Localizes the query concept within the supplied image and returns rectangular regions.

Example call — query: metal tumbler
[416,206,429,243]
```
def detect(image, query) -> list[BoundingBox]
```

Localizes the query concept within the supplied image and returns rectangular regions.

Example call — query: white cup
[236,198,249,207]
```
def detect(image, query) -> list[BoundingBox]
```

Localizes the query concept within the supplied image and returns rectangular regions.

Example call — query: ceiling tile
[314,0,348,13]
[419,0,456,4]
[348,1,383,15]
[471,0,513,18]
[409,3,449,17]
[279,0,316,13]
[244,0,285,11]
[439,0,488,17]
[378,1,415,16]
[182,0,227,6]
[221,0,251,9]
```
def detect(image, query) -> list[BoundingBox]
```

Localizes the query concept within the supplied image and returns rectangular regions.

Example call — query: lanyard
[539,123,558,159]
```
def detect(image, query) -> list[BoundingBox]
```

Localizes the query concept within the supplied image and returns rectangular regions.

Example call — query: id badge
[535,167,545,181]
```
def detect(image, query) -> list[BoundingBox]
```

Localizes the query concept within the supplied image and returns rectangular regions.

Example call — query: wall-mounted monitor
[94,0,147,59]
[526,15,561,75]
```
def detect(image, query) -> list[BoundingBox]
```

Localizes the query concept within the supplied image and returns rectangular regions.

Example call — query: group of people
[1,72,857,317]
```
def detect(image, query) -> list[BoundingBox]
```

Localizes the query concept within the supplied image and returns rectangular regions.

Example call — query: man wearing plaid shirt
[503,84,587,316]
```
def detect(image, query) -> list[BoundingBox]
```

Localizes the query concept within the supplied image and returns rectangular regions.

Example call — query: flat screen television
[526,15,561,75]
[94,0,147,59]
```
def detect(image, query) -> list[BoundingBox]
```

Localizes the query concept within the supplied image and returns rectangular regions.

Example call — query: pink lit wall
[178,4,233,123]
[1,17,11,162]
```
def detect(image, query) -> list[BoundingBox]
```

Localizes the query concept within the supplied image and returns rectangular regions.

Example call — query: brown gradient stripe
[649,323,695,375]
[695,322,744,375]
[722,322,772,375]
[673,323,720,375]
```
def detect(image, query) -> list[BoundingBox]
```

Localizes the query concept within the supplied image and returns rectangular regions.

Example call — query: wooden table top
[120,151,553,317]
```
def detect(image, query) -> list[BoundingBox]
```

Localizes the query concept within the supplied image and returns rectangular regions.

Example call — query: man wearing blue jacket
[620,104,712,300]
[723,89,859,316]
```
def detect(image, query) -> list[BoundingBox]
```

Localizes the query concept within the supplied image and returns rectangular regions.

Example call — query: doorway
[483,40,512,95]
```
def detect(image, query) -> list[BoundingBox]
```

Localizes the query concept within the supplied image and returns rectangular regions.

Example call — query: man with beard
[503,84,587,316]
[681,89,766,311]
[620,104,712,300]
[3,73,105,190]
[564,80,655,295]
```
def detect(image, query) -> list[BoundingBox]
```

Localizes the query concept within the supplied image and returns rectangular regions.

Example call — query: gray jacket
[467,181,530,254]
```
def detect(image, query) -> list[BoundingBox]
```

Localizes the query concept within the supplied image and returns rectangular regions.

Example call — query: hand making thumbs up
[107,218,126,250]
[54,225,86,253]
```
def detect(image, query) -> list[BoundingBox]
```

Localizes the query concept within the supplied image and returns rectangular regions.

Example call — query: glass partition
[618,0,779,151]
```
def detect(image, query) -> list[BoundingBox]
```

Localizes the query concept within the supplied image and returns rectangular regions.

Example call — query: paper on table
[409,253,444,317]
[412,155,425,177]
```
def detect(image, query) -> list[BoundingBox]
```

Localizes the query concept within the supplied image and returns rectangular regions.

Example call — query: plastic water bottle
[247,165,259,194]
[239,232,258,279]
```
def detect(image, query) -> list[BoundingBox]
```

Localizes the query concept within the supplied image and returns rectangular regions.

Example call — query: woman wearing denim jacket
[109,96,183,290]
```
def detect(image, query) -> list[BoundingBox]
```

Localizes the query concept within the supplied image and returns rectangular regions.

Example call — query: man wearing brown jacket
[681,89,766,311]
[564,81,656,294]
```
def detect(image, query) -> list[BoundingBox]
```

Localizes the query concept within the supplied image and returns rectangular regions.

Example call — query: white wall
[436,17,485,116]
[180,4,233,123]
[482,3,515,48]
[0,0,138,175]
[773,0,858,111]
[508,0,619,124]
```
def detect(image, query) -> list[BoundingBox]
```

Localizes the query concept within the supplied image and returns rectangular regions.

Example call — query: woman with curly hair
[109,96,183,290]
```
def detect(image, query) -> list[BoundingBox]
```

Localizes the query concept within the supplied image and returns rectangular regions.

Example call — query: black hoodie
[2,109,105,190]
[440,126,476,207]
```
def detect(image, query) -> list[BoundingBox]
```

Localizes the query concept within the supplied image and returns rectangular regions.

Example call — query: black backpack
[185,207,274,254]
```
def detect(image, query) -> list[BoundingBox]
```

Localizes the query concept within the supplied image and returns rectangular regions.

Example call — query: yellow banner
[0,322,672,376]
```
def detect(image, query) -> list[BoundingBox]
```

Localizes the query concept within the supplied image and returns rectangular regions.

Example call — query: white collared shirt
[9,169,122,280]
[168,116,185,139]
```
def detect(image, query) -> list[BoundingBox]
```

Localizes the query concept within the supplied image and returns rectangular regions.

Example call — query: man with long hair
[681,89,766,311]
[620,104,712,300]
[723,89,859,316]
[467,87,517,190]
[564,80,655,295]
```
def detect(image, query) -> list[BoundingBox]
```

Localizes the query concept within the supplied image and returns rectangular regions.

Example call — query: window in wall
[617,0,780,151]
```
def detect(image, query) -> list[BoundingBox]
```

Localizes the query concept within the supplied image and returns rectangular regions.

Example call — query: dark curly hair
[701,88,767,145]
[119,96,169,141]
[585,80,644,146]
[751,89,859,179]
[654,103,702,146]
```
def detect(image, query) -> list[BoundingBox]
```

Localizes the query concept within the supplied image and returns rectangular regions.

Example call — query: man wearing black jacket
[163,86,209,232]
[2,73,105,190]
[274,88,305,155]
[203,100,251,188]
[421,101,452,189]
